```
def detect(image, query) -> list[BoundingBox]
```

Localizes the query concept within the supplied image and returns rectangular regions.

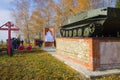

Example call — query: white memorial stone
[45,30,54,42]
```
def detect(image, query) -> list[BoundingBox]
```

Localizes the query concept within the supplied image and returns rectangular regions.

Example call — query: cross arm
[0,28,19,31]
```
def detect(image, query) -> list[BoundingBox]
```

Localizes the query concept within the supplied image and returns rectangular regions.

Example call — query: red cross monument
[0,21,19,56]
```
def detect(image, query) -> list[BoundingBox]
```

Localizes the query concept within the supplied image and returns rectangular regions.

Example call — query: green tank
[60,7,120,37]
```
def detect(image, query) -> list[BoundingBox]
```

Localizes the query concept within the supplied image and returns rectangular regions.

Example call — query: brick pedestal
[56,37,120,71]
[44,42,54,47]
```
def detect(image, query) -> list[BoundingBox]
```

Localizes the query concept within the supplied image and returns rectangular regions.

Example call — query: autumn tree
[54,0,89,24]
[33,0,55,27]
[54,0,90,37]
[13,0,112,39]
[30,8,45,39]
[53,0,73,37]
[11,0,33,43]
[31,0,56,38]
[74,0,89,12]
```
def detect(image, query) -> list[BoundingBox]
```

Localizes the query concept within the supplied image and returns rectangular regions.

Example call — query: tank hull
[60,7,120,37]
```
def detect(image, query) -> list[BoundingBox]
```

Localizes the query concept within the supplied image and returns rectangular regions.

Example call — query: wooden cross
[0,21,19,56]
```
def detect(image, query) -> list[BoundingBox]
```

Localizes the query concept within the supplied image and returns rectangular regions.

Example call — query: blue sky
[0,0,17,42]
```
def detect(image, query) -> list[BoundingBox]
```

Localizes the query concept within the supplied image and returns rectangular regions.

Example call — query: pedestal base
[44,42,54,47]
[56,37,120,71]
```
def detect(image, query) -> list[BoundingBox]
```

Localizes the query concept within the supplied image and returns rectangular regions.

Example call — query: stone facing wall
[57,39,90,63]
[56,38,94,70]
[56,38,120,71]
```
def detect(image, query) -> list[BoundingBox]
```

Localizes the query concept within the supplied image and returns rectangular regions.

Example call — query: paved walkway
[43,47,120,80]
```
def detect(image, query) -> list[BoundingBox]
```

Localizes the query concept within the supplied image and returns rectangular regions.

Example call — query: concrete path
[43,47,120,80]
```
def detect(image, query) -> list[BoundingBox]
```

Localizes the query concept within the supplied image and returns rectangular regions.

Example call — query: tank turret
[60,7,120,37]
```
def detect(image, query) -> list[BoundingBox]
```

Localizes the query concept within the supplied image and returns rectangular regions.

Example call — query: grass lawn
[1,48,120,80]
[0,48,82,80]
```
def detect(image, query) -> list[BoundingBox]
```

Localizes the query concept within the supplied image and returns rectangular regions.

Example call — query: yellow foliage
[74,0,89,13]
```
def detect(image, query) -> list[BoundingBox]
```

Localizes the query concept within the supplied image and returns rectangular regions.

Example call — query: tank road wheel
[78,29,82,37]
[83,27,90,37]
[89,23,95,33]
[60,30,63,37]
[69,30,72,37]
[66,31,68,37]
[62,30,65,37]
[73,29,77,37]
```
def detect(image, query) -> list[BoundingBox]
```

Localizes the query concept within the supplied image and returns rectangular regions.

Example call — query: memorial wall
[56,38,120,71]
